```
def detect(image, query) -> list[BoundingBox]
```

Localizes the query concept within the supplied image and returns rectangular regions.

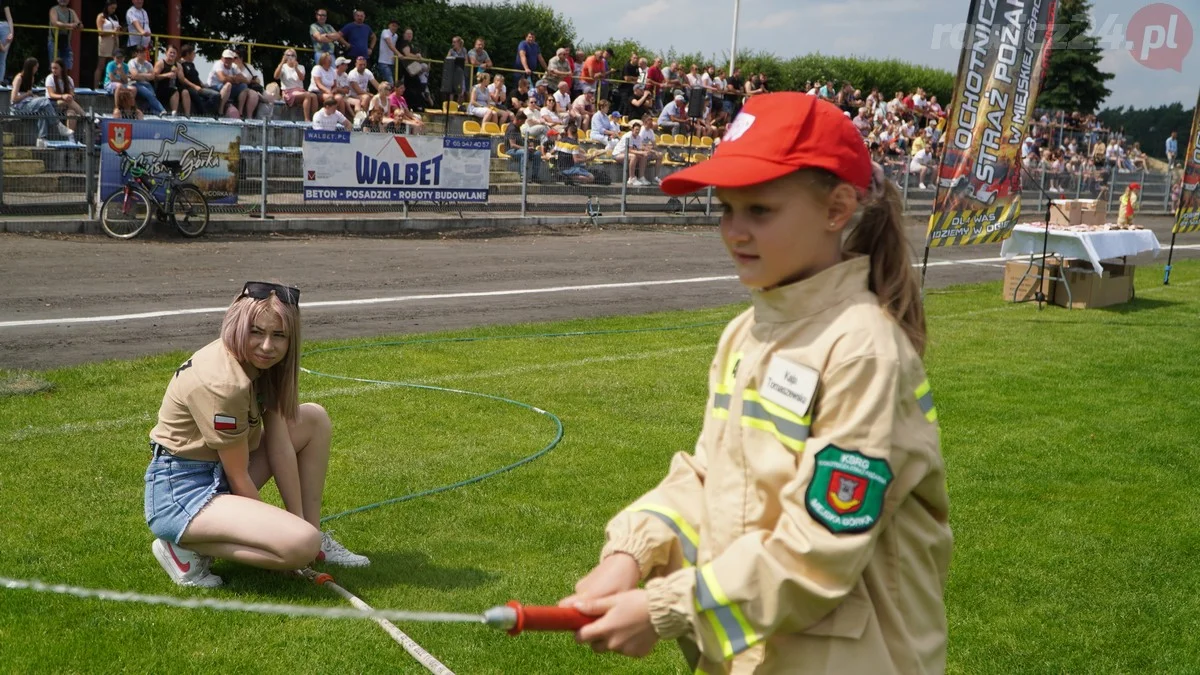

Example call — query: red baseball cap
[660,92,871,196]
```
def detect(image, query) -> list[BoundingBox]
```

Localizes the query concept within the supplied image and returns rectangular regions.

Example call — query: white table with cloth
[999,224,1163,305]
[1001,224,1162,274]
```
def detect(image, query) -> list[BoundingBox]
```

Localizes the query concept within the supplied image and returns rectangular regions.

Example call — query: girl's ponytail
[844,178,927,356]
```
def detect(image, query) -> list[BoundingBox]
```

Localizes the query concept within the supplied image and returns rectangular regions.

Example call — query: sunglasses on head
[241,281,300,306]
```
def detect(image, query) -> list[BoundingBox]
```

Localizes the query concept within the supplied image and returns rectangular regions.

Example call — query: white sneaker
[35,138,48,149]
[627,178,639,187]
[151,539,224,588]
[919,182,927,189]
[317,531,370,567]
[638,178,652,186]
[56,122,74,138]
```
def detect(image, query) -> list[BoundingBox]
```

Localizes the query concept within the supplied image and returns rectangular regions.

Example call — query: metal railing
[0,111,1183,221]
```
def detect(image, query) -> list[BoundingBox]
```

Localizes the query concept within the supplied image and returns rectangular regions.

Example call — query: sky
[455,0,1199,110]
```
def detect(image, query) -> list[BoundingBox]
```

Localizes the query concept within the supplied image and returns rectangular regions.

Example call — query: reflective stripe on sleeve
[626,504,699,567]
[740,389,811,452]
[915,378,938,423]
[711,351,742,418]
[694,563,761,659]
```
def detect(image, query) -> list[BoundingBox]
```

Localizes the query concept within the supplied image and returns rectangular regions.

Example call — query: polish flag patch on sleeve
[214,414,238,431]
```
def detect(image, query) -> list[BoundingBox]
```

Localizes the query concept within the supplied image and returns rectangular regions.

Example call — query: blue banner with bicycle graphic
[99,119,242,205]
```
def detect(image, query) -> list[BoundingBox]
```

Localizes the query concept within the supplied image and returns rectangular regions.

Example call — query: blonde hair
[799,168,927,356]
[220,293,301,419]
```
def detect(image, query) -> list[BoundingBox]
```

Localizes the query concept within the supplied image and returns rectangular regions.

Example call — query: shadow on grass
[1096,297,1182,314]
[325,549,499,592]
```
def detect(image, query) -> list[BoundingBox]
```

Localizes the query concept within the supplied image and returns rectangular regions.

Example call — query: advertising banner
[1172,89,1200,234]
[99,118,241,204]
[925,0,1058,247]
[302,132,491,202]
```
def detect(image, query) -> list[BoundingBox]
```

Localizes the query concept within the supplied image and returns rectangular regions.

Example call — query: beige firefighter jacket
[602,256,952,674]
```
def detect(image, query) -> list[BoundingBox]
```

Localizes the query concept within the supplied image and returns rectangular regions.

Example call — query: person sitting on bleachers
[178,44,219,116]
[208,48,249,118]
[486,74,514,124]
[275,48,316,122]
[656,93,689,135]
[540,96,566,134]
[589,100,620,147]
[467,71,499,125]
[347,56,378,116]
[364,81,398,132]
[103,48,139,103]
[570,90,593,132]
[312,96,351,131]
[10,57,70,148]
[387,82,425,134]
[308,52,345,117]
[45,58,82,137]
[521,96,549,144]
[508,76,530,111]
[127,46,165,115]
[504,109,548,181]
[152,46,190,116]
[113,85,143,119]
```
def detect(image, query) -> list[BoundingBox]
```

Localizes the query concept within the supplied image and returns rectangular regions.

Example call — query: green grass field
[2,262,1198,674]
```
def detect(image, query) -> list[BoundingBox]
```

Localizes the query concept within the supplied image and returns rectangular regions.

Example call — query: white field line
[0,276,740,329]
[5,248,1199,329]
[6,257,1198,442]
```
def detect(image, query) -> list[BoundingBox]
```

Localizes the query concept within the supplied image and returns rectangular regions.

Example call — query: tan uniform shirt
[602,256,952,674]
[150,339,263,460]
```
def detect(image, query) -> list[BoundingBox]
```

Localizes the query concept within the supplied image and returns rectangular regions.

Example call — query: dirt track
[1,217,1195,371]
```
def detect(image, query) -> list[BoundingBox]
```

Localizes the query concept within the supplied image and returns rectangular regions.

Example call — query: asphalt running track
[0,216,1196,370]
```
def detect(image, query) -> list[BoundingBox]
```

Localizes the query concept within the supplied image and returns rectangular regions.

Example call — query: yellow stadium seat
[657,133,673,146]
[689,135,704,147]
[661,154,685,167]
[450,101,462,114]
[691,153,707,164]
[699,136,714,148]
[673,134,688,146]
[462,120,482,136]
[496,142,511,160]
[482,121,503,136]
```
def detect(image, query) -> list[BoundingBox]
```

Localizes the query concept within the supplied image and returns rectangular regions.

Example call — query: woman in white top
[521,96,548,143]
[308,52,344,115]
[540,97,564,132]
[466,72,497,124]
[487,74,513,123]
[45,58,84,134]
[276,48,316,121]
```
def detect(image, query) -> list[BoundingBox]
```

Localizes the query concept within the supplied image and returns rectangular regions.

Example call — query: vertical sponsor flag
[1172,90,1200,234]
[925,0,1058,247]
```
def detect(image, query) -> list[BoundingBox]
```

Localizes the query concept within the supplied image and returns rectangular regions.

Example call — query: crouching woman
[144,281,368,588]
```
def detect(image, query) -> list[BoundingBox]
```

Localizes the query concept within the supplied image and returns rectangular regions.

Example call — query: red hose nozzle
[483,601,596,635]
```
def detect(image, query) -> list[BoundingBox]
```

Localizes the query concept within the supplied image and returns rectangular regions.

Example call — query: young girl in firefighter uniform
[561,93,952,674]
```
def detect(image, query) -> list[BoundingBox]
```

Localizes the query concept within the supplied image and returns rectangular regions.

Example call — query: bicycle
[99,151,210,239]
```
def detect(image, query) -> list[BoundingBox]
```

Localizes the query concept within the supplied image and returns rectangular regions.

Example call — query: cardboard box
[1049,199,1107,227]
[1003,259,1058,302]
[1052,261,1134,309]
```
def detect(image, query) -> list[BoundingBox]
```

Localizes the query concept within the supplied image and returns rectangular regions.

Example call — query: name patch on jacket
[806,446,892,534]
[761,356,818,417]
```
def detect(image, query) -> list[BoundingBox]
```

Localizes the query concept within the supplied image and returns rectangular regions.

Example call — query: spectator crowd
[0,0,1187,191]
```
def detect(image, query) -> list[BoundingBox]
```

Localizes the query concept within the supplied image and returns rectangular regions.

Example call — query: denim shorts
[144,443,230,544]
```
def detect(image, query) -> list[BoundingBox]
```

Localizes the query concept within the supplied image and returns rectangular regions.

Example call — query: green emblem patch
[805,446,893,534]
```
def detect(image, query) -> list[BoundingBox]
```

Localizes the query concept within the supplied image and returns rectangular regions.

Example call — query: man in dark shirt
[514,32,545,83]
[616,54,638,118]
[178,43,220,116]
[725,68,744,116]
[341,10,376,61]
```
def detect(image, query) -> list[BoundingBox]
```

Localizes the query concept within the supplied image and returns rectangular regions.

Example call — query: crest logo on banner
[107,122,133,153]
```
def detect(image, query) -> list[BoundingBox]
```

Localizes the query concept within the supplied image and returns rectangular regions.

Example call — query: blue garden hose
[303,321,727,524]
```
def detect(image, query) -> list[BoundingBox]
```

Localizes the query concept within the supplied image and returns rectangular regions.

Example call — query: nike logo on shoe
[167,544,192,573]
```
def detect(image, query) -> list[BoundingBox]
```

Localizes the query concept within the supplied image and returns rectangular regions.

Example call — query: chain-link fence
[0,109,1183,220]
